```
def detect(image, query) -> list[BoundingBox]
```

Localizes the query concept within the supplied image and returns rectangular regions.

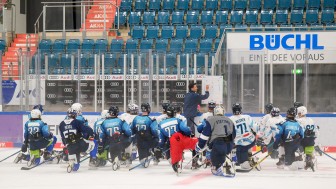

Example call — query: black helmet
[287,107,296,119]
[294,102,303,108]
[232,103,242,115]
[208,101,216,109]
[162,103,170,113]
[172,103,182,113]
[271,107,280,117]
[109,106,119,116]
[265,103,274,113]
[141,103,151,113]
[166,106,175,117]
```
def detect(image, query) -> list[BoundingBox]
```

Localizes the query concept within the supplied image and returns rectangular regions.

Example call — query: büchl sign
[227,32,336,64]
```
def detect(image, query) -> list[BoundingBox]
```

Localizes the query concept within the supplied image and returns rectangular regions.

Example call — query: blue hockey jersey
[99,117,132,144]
[59,118,94,145]
[24,119,51,142]
[132,115,158,138]
[158,117,191,148]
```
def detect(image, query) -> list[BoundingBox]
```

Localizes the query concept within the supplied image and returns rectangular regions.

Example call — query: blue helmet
[33,104,44,114]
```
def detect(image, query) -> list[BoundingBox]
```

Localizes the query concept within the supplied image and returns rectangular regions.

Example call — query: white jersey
[119,113,137,124]
[262,115,285,145]
[176,113,187,123]
[230,114,259,146]
[118,112,130,121]
[296,117,318,138]
[259,114,272,131]
[156,114,168,124]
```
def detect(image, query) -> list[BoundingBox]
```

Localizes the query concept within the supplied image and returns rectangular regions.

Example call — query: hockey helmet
[214,105,225,116]
[166,106,175,117]
[232,103,242,115]
[109,106,119,116]
[33,104,44,114]
[101,110,109,119]
[141,103,151,113]
[294,102,303,108]
[208,100,216,110]
[286,107,297,118]
[71,103,83,114]
[270,107,280,117]
[297,106,307,116]
[30,109,42,119]
[265,103,274,113]
[162,103,170,113]
[67,108,77,118]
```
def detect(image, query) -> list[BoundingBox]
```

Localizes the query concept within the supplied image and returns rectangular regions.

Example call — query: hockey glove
[21,143,28,153]
[195,143,204,153]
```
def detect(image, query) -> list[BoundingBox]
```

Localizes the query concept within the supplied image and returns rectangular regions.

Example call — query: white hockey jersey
[262,115,285,145]
[156,114,168,124]
[230,114,259,146]
[296,117,318,138]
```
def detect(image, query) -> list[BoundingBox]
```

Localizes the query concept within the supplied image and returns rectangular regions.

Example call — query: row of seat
[0,39,6,52]
[120,0,336,12]
[130,25,223,39]
[31,52,214,75]
[116,8,335,26]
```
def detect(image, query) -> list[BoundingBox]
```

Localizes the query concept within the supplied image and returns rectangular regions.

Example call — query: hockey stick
[129,149,169,171]
[182,152,202,169]
[0,150,21,163]
[252,141,275,157]
[236,151,272,173]
[21,155,59,170]
[315,148,336,161]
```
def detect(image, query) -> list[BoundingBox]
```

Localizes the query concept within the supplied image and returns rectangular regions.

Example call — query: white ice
[1,148,336,189]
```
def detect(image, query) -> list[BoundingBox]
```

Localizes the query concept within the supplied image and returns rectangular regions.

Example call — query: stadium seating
[307,0,320,9]
[82,39,94,54]
[192,0,204,10]
[204,25,217,39]
[234,0,247,10]
[306,9,319,24]
[220,0,232,10]
[277,0,291,9]
[53,39,66,53]
[115,11,127,26]
[155,39,168,52]
[275,9,288,25]
[245,10,258,25]
[111,39,124,53]
[290,9,304,24]
[125,39,138,52]
[175,25,188,39]
[293,0,306,9]
[157,11,170,25]
[199,39,212,53]
[189,25,203,39]
[134,0,146,11]
[260,9,273,25]
[146,26,159,39]
[67,39,80,54]
[185,39,198,53]
[177,0,189,11]
[140,39,153,50]
[172,11,184,25]
[148,0,161,11]
[162,0,175,11]
[321,9,335,24]
[120,0,132,11]
[215,10,229,24]
[95,39,108,53]
[323,0,335,8]
[142,11,155,25]
[170,39,183,53]
[128,12,141,25]
[230,10,243,25]
[205,0,218,10]
[201,11,214,25]
[131,25,145,39]
[39,39,52,54]
[161,25,174,39]
[186,11,200,25]
[249,0,261,10]
[235,24,248,32]
[263,0,276,10]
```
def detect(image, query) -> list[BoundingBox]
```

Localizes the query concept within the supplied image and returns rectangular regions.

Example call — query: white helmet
[71,103,82,114]
[128,103,139,114]
[30,109,42,119]
[214,105,225,116]
[101,110,109,119]
[297,106,307,116]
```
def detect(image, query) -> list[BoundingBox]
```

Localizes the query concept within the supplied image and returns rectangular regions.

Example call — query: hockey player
[296,106,318,170]
[196,105,236,176]
[19,109,57,166]
[132,103,159,167]
[172,103,186,123]
[196,100,216,134]
[93,110,109,166]
[229,103,259,170]
[99,106,132,169]
[59,108,98,172]
[158,106,192,167]
[71,103,89,127]
[156,103,170,124]
[273,107,304,170]
[258,103,273,136]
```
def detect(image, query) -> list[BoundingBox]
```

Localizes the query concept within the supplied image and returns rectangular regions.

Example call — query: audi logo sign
[47,83,56,87]
[143,82,149,87]
[128,88,137,92]
[80,94,88,99]
[110,82,119,86]
[80,83,88,87]
[161,100,170,103]
[64,88,73,93]
[176,82,185,87]
[176,94,185,98]
[110,94,119,98]
[160,88,170,92]
[143,94,149,98]
[47,94,56,98]
[64,100,73,104]
[128,100,138,104]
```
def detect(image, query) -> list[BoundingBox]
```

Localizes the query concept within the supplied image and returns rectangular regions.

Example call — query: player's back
[207,116,235,143]
[229,114,257,146]
[159,117,180,138]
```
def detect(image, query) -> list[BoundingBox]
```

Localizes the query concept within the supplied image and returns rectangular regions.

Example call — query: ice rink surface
[1,148,336,189]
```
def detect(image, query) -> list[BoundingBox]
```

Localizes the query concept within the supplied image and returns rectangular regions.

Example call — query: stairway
[81,0,121,32]
[1,34,38,80]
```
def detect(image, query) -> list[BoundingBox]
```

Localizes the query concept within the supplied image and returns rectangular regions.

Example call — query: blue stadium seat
[67,39,80,54]
[279,24,293,31]
[245,10,258,25]
[196,53,206,74]
[177,0,189,10]
[156,39,168,52]
[230,10,243,25]
[323,0,335,9]
[131,25,145,39]
[146,26,159,39]
[189,25,203,39]
[249,0,261,10]
[219,24,233,37]
[162,0,175,11]
[161,25,174,39]
[214,38,221,51]
[263,0,276,10]
[306,9,319,24]
[0,39,5,52]
[307,0,320,9]
[250,24,263,31]
[53,39,66,53]
[47,53,62,74]
[215,10,228,24]
[110,39,124,53]
[164,53,177,74]
[186,11,200,25]
[172,11,185,25]
[128,12,141,25]
[179,53,188,74]
[60,53,71,74]
[264,24,277,31]
[275,9,288,25]
[148,0,161,11]
[95,39,108,53]
[234,0,247,10]
[277,0,291,9]
[326,23,336,30]
[142,11,155,25]
[260,9,273,25]
[290,9,303,24]
[120,0,132,11]
[125,39,138,52]
[235,24,248,32]
[293,0,306,9]
[310,24,324,31]
[206,0,218,10]
[82,39,94,54]
[192,0,204,10]
[321,9,334,24]
[39,39,52,54]
[79,53,95,74]
[134,0,146,11]
[201,11,214,25]
[103,53,117,74]
[185,39,198,53]
[157,11,170,25]
[199,39,212,53]
[170,39,183,53]
[115,11,127,26]
[220,0,232,10]
[175,25,188,39]
[204,25,217,38]
[140,39,153,50]
[294,24,308,31]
